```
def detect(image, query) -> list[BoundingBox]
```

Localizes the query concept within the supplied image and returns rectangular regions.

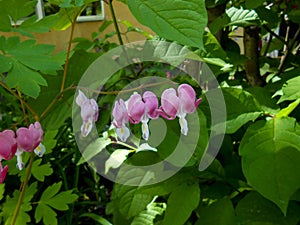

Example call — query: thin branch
[263,24,289,47]
[278,27,300,74]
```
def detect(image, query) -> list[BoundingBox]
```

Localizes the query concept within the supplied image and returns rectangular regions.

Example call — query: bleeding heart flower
[76,90,99,137]
[159,84,201,135]
[112,99,130,142]
[127,91,158,140]
[17,122,43,152]
[0,130,17,161]
[0,162,8,184]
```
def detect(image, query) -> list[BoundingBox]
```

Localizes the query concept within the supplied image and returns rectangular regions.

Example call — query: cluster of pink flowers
[112,84,201,142]
[75,84,201,142]
[0,122,44,183]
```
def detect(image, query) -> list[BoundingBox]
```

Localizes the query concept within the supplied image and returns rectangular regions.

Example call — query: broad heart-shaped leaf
[131,201,166,225]
[226,7,260,27]
[128,0,207,49]
[236,191,300,225]
[111,167,156,219]
[163,182,200,225]
[278,76,300,103]
[1,182,37,225]
[210,88,263,134]
[239,117,300,214]
[195,197,236,225]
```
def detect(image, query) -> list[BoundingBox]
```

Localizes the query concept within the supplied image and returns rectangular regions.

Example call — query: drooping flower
[16,122,44,170]
[0,130,17,161]
[112,99,130,142]
[159,84,201,135]
[16,122,43,152]
[0,162,8,184]
[76,90,99,137]
[127,91,158,140]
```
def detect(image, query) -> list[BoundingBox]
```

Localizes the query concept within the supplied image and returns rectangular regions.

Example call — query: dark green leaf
[128,0,207,48]
[236,191,300,225]
[195,197,236,225]
[163,182,200,225]
[239,117,300,214]
[278,76,300,103]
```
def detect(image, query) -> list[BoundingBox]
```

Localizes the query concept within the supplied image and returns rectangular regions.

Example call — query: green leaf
[18,14,59,34]
[0,55,13,73]
[226,7,260,27]
[112,168,158,219]
[211,88,263,134]
[195,197,236,225]
[77,137,112,165]
[6,61,47,98]
[236,191,300,225]
[1,36,62,98]
[80,213,113,225]
[35,203,58,225]
[245,0,265,9]
[132,201,166,225]
[163,182,200,225]
[278,76,300,103]
[0,184,5,201]
[0,0,37,24]
[105,149,132,174]
[128,0,207,48]
[46,190,78,210]
[31,159,53,182]
[276,99,300,118]
[2,182,37,225]
[35,181,78,224]
[246,87,280,115]
[43,130,59,154]
[239,117,300,214]
[288,10,300,24]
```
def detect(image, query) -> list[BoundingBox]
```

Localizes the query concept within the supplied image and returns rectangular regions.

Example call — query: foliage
[0,0,300,224]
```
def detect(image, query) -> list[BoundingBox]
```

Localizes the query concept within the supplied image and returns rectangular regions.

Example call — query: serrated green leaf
[128,0,207,48]
[35,203,57,225]
[163,182,200,225]
[31,159,53,181]
[278,76,300,103]
[0,55,13,73]
[239,117,300,214]
[236,191,300,225]
[226,7,260,27]
[46,190,78,210]
[41,182,62,201]
[2,182,37,225]
[6,61,46,98]
[195,197,236,225]
[18,14,59,34]
[0,0,37,24]
[132,201,166,225]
